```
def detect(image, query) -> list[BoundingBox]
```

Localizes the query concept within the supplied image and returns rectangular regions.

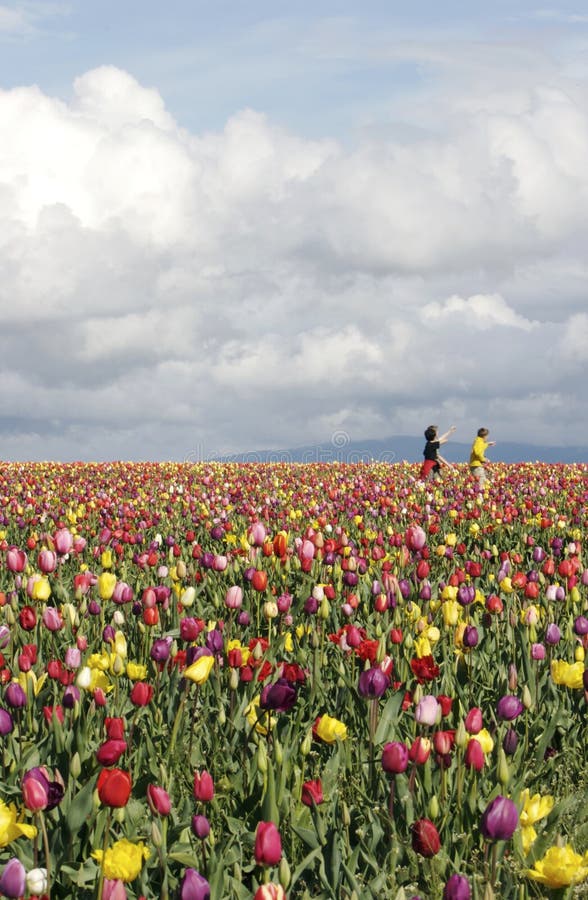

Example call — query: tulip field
[0,460,588,900]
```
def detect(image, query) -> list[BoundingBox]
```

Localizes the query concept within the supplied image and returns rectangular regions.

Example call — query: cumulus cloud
[0,59,587,459]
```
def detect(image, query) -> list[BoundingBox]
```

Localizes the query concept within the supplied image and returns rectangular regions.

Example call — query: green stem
[96,808,112,900]
[38,810,51,896]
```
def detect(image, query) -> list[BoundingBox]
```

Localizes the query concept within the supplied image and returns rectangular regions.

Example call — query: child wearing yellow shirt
[469,428,496,486]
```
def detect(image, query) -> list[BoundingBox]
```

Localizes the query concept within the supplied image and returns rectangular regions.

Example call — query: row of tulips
[0,460,587,898]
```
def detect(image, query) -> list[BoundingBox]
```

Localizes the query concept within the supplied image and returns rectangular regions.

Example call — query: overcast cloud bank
[1,32,588,460]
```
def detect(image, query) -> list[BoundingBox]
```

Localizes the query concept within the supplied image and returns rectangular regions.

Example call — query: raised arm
[438,425,456,445]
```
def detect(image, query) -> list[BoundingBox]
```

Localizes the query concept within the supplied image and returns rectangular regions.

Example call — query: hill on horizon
[212,435,588,465]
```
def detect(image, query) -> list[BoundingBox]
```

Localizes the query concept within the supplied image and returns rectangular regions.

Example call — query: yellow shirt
[469,437,489,468]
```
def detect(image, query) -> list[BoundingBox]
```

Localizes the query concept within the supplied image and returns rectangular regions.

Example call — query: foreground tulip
[496,695,524,721]
[96,740,127,766]
[26,867,48,895]
[102,879,128,900]
[314,715,347,743]
[22,766,65,811]
[147,784,171,816]
[97,769,132,808]
[0,708,13,735]
[92,838,150,881]
[193,770,215,802]
[180,867,211,899]
[526,844,588,888]
[301,779,324,807]
[260,678,297,712]
[191,814,211,839]
[0,798,37,847]
[411,818,441,857]
[184,654,215,685]
[382,741,409,774]
[480,795,518,841]
[415,695,440,726]
[255,821,282,866]
[443,874,471,899]
[0,858,26,898]
[254,885,287,900]
[358,667,390,698]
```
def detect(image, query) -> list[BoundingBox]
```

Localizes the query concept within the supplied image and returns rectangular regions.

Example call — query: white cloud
[0,62,587,459]
[421,294,537,331]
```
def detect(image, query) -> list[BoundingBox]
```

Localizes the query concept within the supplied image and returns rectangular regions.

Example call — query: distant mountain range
[213,435,588,465]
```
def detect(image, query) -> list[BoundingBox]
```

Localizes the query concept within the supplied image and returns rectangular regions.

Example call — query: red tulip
[97,768,132,807]
[193,770,214,802]
[130,682,154,706]
[411,818,441,857]
[301,779,324,807]
[254,821,282,866]
[96,740,127,766]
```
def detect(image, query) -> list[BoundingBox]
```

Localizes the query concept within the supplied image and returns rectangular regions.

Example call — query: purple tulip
[463,625,479,648]
[496,696,524,721]
[480,795,519,840]
[191,814,211,839]
[502,728,519,756]
[457,585,475,607]
[304,596,319,615]
[443,874,471,900]
[398,579,411,599]
[574,616,588,636]
[0,858,26,899]
[531,643,546,660]
[63,685,80,709]
[237,610,250,627]
[545,624,561,645]
[205,629,224,655]
[0,625,10,649]
[0,707,14,735]
[260,678,297,712]
[358,668,390,699]
[102,625,116,643]
[5,683,27,709]
[150,637,173,662]
[180,868,211,900]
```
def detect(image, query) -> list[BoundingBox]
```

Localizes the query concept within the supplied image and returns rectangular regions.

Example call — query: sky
[1,1,588,462]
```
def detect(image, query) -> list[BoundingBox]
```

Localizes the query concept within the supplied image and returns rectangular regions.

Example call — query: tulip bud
[429,795,440,819]
[522,685,532,710]
[497,748,510,786]
[279,857,291,890]
[257,741,268,774]
[300,730,312,756]
[151,820,163,847]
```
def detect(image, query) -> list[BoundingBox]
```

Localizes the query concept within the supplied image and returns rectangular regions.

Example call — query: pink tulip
[6,548,27,573]
[38,549,57,574]
[54,528,74,555]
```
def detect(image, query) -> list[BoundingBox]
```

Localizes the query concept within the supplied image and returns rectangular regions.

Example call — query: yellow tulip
[98,572,117,600]
[126,662,147,681]
[526,845,588,888]
[414,636,432,658]
[184,655,215,685]
[31,577,51,601]
[0,798,38,847]
[101,549,113,569]
[245,696,276,735]
[551,659,584,689]
[476,728,494,754]
[92,838,150,881]
[519,789,554,827]
[316,714,347,744]
[113,631,128,659]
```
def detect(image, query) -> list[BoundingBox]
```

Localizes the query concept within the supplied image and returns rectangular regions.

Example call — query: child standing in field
[419,424,456,481]
[469,427,496,487]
